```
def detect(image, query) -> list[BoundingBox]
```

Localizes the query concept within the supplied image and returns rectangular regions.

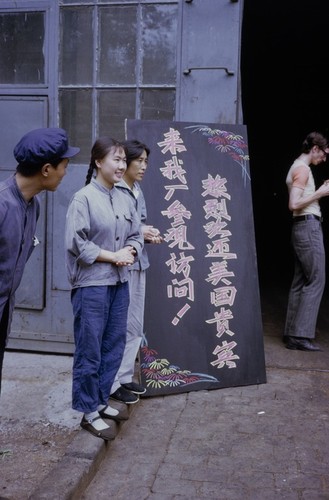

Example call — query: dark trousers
[71,283,129,413]
[284,219,325,339]
[0,301,10,395]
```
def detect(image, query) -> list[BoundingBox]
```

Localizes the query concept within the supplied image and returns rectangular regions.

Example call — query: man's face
[313,146,327,165]
[45,159,69,191]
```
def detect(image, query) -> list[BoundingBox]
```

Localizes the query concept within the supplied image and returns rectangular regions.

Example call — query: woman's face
[95,146,127,188]
[124,150,148,187]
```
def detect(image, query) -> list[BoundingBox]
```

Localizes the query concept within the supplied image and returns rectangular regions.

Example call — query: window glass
[141,89,175,121]
[98,90,136,141]
[59,7,93,85]
[58,2,178,157]
[0,12,45,84]
[60,0,91,4]
[98,6,137,85]
[59,89,93,163]
[141,4,177,85]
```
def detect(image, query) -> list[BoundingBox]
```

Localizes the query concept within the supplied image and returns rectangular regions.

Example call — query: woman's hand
[142,225,163,244]
[114,246,136,266]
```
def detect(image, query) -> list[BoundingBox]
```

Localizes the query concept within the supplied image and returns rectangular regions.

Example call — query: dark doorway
[241,0,329,332]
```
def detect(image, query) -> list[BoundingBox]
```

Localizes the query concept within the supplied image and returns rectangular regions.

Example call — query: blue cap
[13,127,80,166]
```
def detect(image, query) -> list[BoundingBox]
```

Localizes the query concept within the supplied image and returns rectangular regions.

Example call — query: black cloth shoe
[121,382,146,395]
[98,405,129,422]
[110,387,139,404]
[80,416,115,441]
[285,337,322,351]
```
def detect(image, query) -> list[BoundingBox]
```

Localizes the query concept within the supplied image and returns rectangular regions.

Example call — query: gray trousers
[284,219,325,339]
[111,269,146,393]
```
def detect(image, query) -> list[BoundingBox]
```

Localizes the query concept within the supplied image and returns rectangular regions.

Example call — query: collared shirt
[116,179,150,271]
[0,174,40,316]
[65,178,144,288]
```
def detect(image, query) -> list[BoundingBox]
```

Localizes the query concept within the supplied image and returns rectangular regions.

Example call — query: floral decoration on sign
[185,125,250,184]
[140,343,219,389]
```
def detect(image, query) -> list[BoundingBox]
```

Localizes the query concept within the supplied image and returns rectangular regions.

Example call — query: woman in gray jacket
[110,140,162,404]
[65,137,143,440]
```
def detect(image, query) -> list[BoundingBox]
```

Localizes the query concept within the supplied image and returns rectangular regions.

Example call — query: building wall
[0,0,244,352]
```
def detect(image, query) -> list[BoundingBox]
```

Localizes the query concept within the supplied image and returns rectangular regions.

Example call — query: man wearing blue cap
[0,127,80,393]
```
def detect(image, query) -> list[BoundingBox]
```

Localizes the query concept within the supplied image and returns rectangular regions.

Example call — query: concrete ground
[1,289,329,499]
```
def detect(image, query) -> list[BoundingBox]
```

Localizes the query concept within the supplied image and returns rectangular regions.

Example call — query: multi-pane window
[0,12,45,84]
[59,1,178,163]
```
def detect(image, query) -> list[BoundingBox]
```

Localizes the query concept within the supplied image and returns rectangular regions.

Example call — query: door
[178,0,243,123]
[0,96,48,310]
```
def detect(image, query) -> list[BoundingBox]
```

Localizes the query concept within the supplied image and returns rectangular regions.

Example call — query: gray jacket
[116,180,150,271]
[0,174,40,338]
[65,178,144,289]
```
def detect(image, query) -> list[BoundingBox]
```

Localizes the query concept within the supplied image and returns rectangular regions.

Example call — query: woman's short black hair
[122,140,150,167]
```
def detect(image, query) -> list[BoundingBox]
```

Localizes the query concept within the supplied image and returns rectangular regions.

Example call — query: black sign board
[126,119,266,396]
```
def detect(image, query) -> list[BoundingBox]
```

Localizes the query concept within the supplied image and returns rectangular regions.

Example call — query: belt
[293,214,322,223]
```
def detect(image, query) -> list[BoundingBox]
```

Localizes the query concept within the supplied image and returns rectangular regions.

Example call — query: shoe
[285,337,322,351]
[110,387,139,404]
[80,416,116,441]
[121,382,146,395]
[99,405,129,422]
